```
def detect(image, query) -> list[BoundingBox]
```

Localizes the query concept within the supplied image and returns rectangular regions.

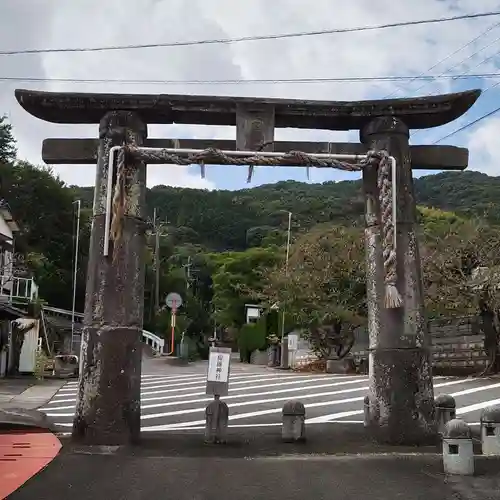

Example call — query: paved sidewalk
[0,378,66,410]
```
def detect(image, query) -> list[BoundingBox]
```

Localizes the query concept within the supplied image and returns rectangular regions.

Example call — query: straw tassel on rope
[375,151,402,309]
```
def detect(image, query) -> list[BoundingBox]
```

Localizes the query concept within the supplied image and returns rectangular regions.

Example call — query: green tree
[0,161,89,309]
[261,224,365,359]
[0,115,16,164]
[420,207,500,374]
[210,247,282,328]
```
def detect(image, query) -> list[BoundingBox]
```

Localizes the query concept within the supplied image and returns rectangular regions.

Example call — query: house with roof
[0,200,40,377]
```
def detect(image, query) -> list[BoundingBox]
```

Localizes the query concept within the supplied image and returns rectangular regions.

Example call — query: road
[40,358,500,431]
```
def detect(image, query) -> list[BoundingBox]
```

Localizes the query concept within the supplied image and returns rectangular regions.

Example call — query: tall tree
[210,247,282,328]
[0,161,89,309]
[0,115,16,165]
[261,223,366,359]
[420,207,500,374]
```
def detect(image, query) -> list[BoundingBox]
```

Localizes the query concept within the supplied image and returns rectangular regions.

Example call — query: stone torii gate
[16,88,480,446]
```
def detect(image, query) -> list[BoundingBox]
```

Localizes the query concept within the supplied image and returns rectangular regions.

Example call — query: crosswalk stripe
[54,373,329,396]
[138,377,474,421]
[42,371,500,431]
[138,378,480,430]
[40,378,368,412]
[456,397,500,415]
[308,379,500,423]
[49,374,361,402]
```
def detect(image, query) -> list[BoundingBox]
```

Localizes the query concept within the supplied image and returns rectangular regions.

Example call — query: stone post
[72,111,147,445]
[282,400,306,442]
[435,394,456,435]
[205,397,229,444]
[361,117,436,445]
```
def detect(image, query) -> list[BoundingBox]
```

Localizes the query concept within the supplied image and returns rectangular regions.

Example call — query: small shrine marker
[206,346,232,397]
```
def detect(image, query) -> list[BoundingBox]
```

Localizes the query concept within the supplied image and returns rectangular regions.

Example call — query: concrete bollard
[442,419,474,476]
[363,395,370,428]
[204,397,229,444]
[282,400,306,442]
[435,394,456,435]
[480,405,500,456]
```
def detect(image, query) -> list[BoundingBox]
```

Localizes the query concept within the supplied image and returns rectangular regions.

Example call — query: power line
[430,76,500,144]
[1,72,500,86]
[414,64,500,144]
[420,44,500,98]
[2,11,500,55]
[432,104,500,144]
[384,20,500,99]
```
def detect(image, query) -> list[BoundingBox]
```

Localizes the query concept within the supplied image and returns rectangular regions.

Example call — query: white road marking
[456,397,500,415]
[143,378,479,429]
[41,378,368,412]
[308,379,498,424]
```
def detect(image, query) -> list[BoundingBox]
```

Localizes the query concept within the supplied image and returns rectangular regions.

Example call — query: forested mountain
[73,169,500,252]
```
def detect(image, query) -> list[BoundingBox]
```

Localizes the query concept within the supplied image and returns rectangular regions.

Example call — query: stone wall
[351,315,488,375]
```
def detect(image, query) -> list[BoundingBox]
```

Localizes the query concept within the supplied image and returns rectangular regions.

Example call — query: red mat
[0,430,61,499]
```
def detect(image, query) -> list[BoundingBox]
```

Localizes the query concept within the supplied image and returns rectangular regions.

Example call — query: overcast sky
[2,0,500,191]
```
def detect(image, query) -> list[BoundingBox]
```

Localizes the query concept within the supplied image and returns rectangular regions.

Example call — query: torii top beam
[15,88,480,130]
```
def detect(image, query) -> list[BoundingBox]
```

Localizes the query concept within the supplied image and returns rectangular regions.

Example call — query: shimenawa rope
[110,146,401,308]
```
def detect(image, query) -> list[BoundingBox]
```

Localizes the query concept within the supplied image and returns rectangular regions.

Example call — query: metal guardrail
[43,305,84,322]
[0,275,37,301]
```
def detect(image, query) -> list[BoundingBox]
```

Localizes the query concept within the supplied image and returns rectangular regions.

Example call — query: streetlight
[71,199,81,354]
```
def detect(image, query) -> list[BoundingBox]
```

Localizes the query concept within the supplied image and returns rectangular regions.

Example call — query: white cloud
[467,116,500,175]
[1,0,500,189]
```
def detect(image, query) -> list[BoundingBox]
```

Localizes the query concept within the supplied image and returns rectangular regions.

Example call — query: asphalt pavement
[39,358,500,432]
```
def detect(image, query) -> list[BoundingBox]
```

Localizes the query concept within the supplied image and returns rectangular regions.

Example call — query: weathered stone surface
[435,394,456,410]
[368,349,436,445]
[72,326,142,445]
[282,400,306,442]
[205,399,229,444]
[444,419,471,439]
[481,406,500,423]
[16,88,481,129]
[83,215,146,328]
[361,117,436,445]
[72,111,147,445]
[93,111,147,216]
[435,395,456,435]
[362,160,385,356]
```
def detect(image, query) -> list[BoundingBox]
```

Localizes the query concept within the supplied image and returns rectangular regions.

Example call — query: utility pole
[280,211,292,370]
[71,199,81,354]
[151,208,168,316]
[183,256,192,292]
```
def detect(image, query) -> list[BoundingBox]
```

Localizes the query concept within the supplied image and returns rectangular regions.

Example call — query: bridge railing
[142,329,164,355]
[42,305,164,355]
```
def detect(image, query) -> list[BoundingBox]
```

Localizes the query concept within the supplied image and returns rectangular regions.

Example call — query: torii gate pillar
[73,111,148,444]
[361,117,434,444]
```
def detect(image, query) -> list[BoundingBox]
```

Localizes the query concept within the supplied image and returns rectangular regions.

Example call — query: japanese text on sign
[207,349,230,383]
